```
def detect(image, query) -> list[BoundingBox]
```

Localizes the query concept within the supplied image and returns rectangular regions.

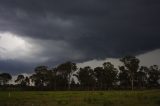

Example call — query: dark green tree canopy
[119,56,140,90]
[147,65,160,87]
[75,66,96,89]
[0,73,12,85]
[0,56,160,90]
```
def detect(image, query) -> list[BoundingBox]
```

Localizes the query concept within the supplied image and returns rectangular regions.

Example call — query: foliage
[119,56,140,90]
[1,55,160,90]
[0,73,12,85]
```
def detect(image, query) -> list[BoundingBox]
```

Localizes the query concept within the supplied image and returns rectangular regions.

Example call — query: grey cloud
[0,60,34,75]
[0,0,160,74]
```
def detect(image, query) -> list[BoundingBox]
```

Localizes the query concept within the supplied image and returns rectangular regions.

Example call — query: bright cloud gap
[0,32,48,63]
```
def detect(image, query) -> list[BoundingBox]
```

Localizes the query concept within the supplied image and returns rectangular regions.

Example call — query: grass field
[0,90,160,106]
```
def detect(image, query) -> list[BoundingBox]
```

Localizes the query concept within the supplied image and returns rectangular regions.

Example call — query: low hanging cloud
[77,49,160,69]
[0,0,160,74]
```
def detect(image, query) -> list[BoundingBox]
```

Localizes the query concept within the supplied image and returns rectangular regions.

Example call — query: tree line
[0,56,160,90]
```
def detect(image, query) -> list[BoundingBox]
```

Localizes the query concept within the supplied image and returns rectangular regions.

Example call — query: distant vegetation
[0,56,160,90]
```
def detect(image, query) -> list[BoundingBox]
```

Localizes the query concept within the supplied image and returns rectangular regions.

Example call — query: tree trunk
[131,79,134,90]
[54,79,56,90]
[68,74,71,90]
[131,75,134,90]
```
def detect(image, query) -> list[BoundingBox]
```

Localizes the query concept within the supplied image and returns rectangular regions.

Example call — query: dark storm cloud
[0,60,34,75]
[0,0,160,74]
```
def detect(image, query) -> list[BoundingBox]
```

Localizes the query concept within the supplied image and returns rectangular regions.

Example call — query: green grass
[0,90,160,106]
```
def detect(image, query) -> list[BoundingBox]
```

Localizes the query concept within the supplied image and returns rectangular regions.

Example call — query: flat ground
[0,90,160,106]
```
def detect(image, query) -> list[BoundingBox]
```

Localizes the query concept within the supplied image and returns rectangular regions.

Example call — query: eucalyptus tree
[56,61,77,90]
[0,73,12,85]
[75,66,96,90]
[30,66,49,87]
[136,66,148,88]
[15,75,26,86]
[147,65,160,87]
[94,66,104,89]
[94,62,118,90]
[102,62,118,89]
[119,56,140,90]
[119,66,130,89]
[25,77,30,86]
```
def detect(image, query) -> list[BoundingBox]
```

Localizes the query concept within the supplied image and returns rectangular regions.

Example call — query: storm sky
[0,0,160,75]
